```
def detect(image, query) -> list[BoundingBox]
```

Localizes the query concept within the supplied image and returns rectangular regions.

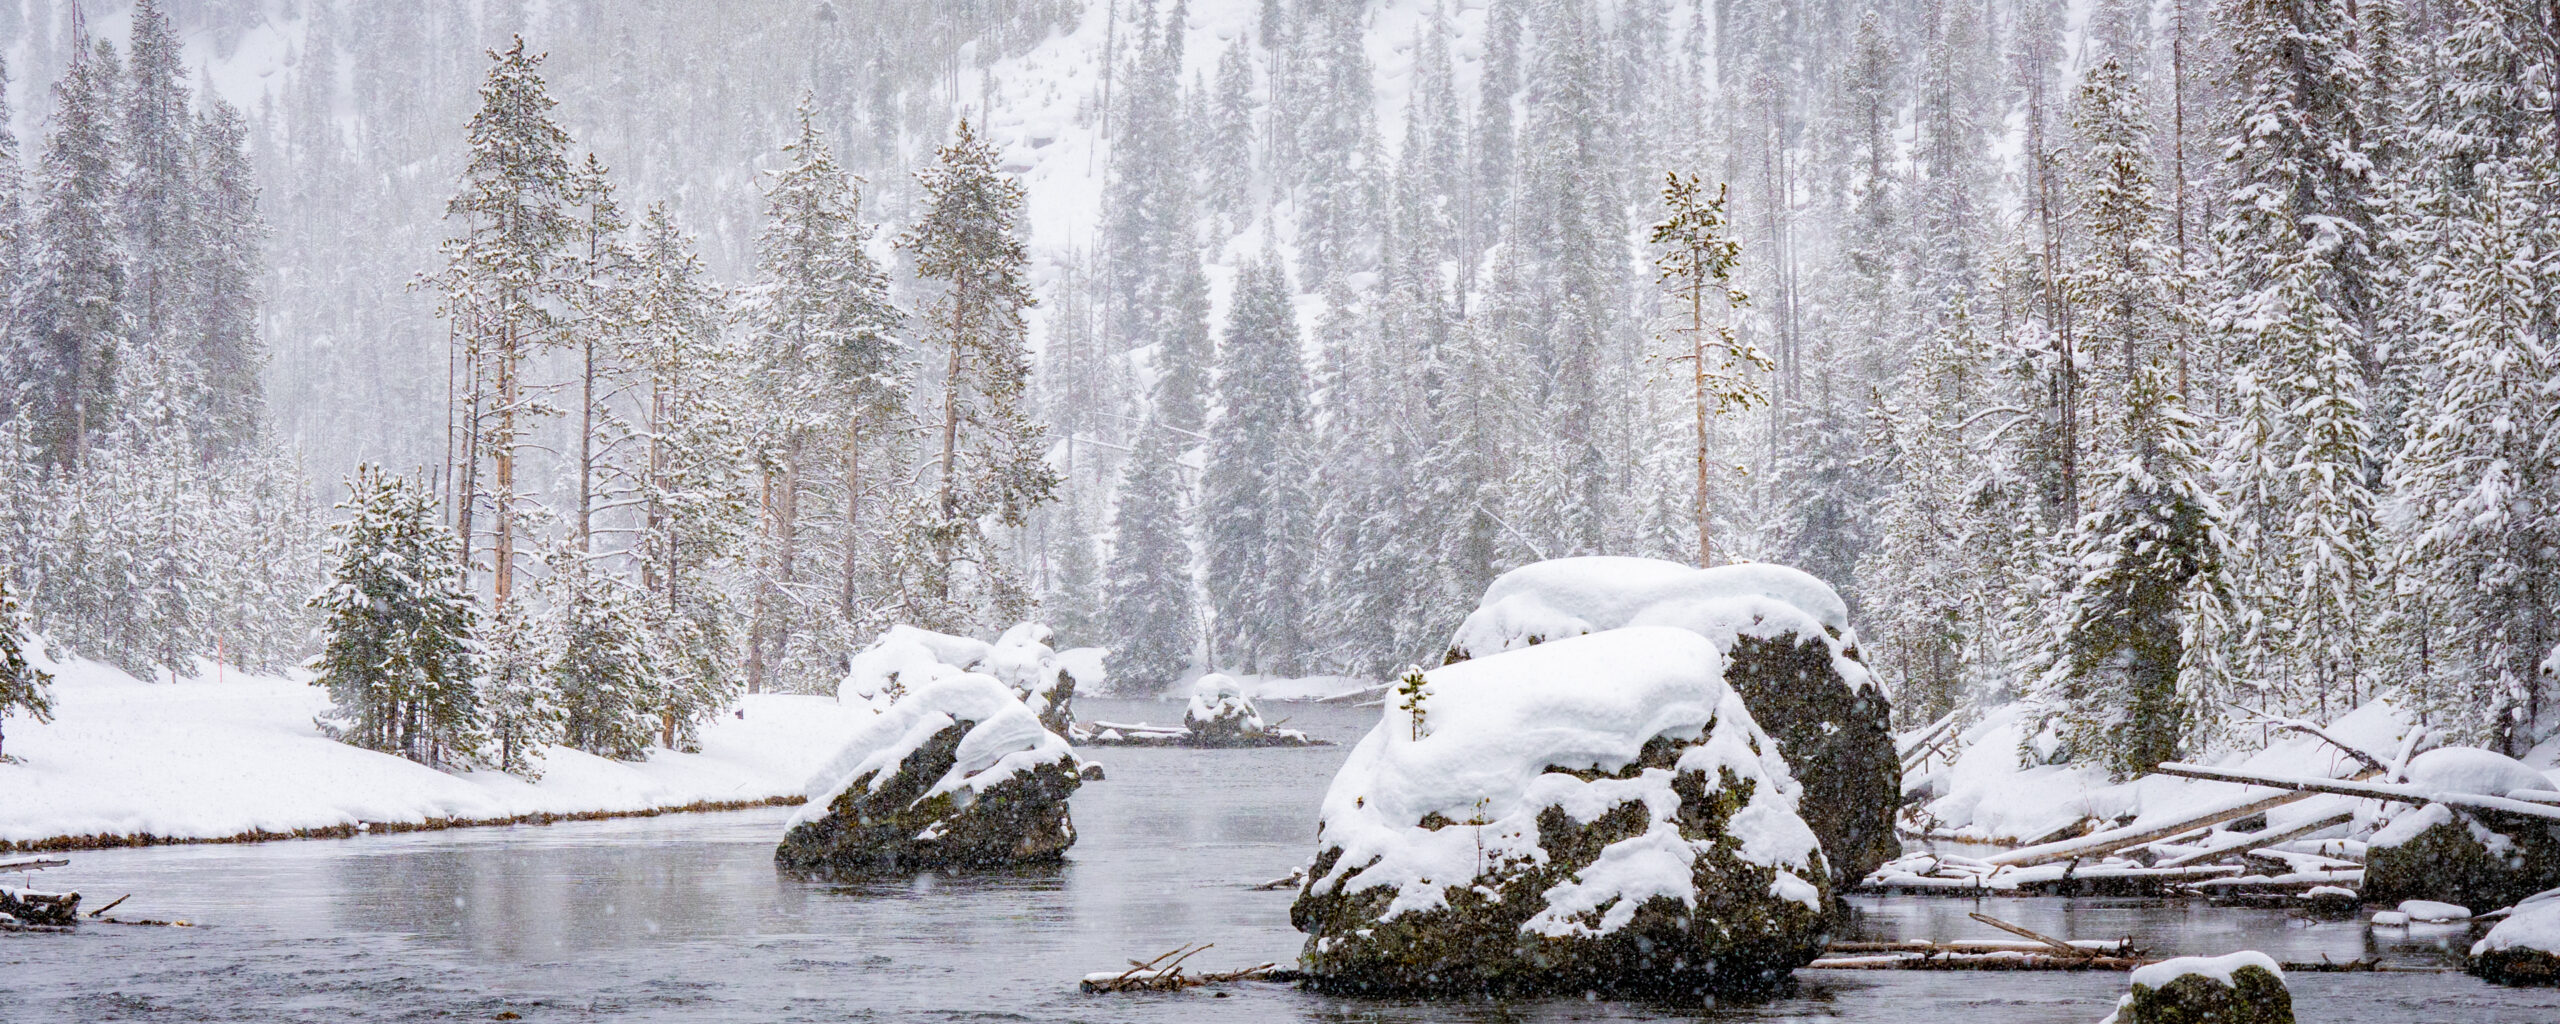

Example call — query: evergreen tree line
[315,37,1058,770]
[0,1,314,680]
[1051,0,2560,764]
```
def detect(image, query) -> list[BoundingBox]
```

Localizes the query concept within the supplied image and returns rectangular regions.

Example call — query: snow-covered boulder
[1291,628,1832,997]
[1444,557,1898,884]
[777,674,1082,874]
[2470,891,2560,986]
[837,623,1098,735]
[2106,952,2293,1024]
[1183,674,1267,741]
[2361,748,2560,912]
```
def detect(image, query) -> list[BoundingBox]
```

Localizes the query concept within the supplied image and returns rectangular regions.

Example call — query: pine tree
[21,40,127,471]
[1202,249,1313,673]
[540,543,661,761]
[310,466,481,768]
[1648,173,1765,567]
[0,571,52,763]
[478,598,555,777]
[120,0,195,364]
[437,37,577,605]
[1103,417,1197,693]
[189,95,265,458]
[898,117,1057,631]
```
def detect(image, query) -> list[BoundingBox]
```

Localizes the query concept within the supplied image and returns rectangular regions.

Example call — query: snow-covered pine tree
[539,543,661,761]
[310,466,481,769]
[625,204,748,744]
[120,0,195,372]
[1202,248,1313,674]
[898,116,1057,632]
[1648,173,1764,568]
[20,39,127,471]
[0,570,52,763]
[188,94,265,459]
[437,37,578,605]
[743,104,904,689]
[1206,40,1257,231]
[478,598,555,777]
[2208,0,2386,722]
[1103,417,1196,694]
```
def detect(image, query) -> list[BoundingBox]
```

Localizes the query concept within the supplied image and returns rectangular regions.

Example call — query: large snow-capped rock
[2470,890,2560,986]
[2105,952,2293,1024]
[2362,748,2560,912]
[777,675,1082,873]
[1183,673,1268,742]
[1291,628,1831,997]
[1444,557,1898,884]
[838,623,1100,735]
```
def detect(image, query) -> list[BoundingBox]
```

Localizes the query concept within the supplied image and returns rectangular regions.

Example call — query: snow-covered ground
[0,655,870,848]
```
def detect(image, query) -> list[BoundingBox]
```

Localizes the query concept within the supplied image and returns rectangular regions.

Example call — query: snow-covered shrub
[2470,891,2560,986]
[838,622,1098,734]
[1182,673,1266,741]
[2106,952,2293,1024]
[2363,747,2560,911]
[1291,627,1831,997]
[1444,557,1898,884]
[777,674,1082,873]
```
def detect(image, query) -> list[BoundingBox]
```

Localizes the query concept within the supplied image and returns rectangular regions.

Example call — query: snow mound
[2397,899,2471,923]
[2400,747,2553,798]
[779,674,1081,873]
[1447,558,1860,676]
[2129,950,2284,990]
[838,623,1097,734]
[1292,627,1830,996]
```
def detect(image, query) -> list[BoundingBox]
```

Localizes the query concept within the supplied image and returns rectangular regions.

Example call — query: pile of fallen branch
[1080,943,1279,993]
[0,855,188,931]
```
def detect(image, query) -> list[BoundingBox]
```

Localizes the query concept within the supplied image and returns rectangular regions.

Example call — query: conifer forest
[4,1,2560,1019]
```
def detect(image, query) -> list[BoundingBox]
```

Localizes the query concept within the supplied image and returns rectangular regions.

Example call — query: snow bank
[838,623,1099,732]
[779,674,1082,873]
[1293,627,1830,996]
[0,656,872,848]
[2400,746,2554,798]
[2473,893,2560,985]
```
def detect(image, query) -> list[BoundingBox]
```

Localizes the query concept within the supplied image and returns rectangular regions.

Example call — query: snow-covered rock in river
[1444,557,1898,884]
[2470,890,2560,986]
[777,675,1082,874]
[1068,674,1328,748]
[838,623,1099,735]
[1183,674,1267,742]
[2106,952,2293,1024]
[1291,628,1832,997]
[2361,747,2560,912]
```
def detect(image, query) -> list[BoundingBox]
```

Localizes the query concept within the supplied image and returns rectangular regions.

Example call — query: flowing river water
[4,698,2553,1022]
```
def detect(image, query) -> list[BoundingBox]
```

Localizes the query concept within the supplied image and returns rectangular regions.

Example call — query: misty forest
[4,1,2560,1021]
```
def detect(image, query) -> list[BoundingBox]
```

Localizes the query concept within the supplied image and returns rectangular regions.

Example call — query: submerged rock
[2470,895,2560,986]
[0,886,78,927]
[2109,952,2293,1024]
[777,676,1082,874]
[1444,557,1899,884]
[1292,628,1832,998]
[2361,748,2560,912]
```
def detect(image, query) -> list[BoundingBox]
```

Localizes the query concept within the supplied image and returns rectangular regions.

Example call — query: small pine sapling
[1394,667,1432,740]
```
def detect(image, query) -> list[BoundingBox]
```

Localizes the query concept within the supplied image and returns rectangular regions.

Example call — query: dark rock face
[2119,964,2295,1024]
[774,720,1081,875]
[1291,742,1831,999]
[2362,807,2560,912]
[1721,630,1900,886]
[2472,945,2560,987]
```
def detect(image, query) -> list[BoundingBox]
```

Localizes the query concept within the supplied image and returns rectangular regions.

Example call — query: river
[3,698,2550,1022]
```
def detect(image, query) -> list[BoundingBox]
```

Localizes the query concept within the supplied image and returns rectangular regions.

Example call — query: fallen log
[1805,953,2153,971]
[2151,810,2358,868]
[1988,770,2381,868]
[1080,943,1280,993]
[1829,938,2138,957]
[2152,762,2560,821]
[1968,912,2098,957]
[0,855,69,873]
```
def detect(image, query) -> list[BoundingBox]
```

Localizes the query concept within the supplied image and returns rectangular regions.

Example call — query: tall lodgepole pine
[1648,173,1765,568]
[897,117,1056,631]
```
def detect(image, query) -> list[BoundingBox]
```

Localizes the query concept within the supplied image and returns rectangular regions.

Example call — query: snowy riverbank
[0,654,876,851]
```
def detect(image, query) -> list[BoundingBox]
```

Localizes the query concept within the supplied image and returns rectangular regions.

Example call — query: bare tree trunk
[939,289,968,605]
[578,333,596,554]
[841,418,862,620]
[494,322,518,605]
[1691,273,1712,568]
